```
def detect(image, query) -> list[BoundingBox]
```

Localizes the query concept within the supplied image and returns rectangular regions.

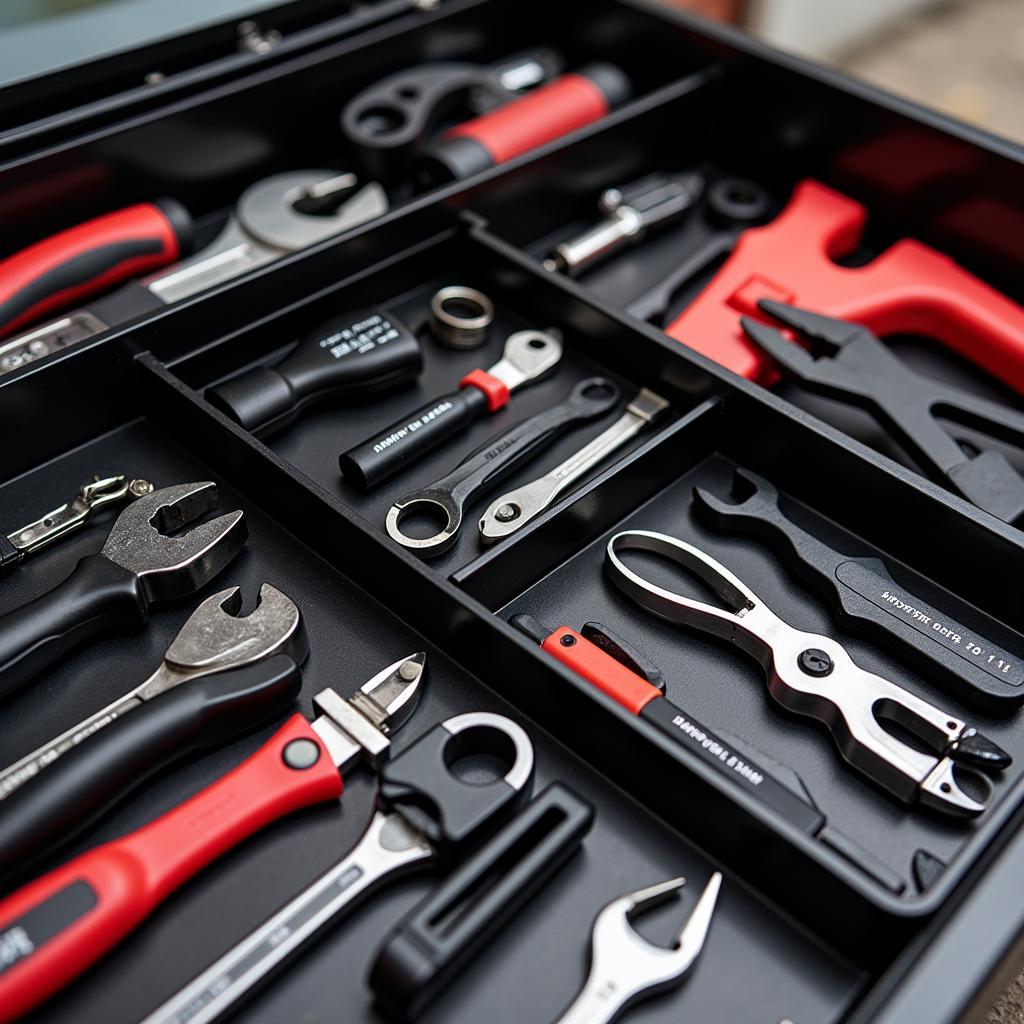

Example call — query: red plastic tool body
[665,179,1024,392]
[0,202,188,339]
[459,368,510,412]
[542,626,660,715]
[444,73,611,167]
[0,714,342,1022]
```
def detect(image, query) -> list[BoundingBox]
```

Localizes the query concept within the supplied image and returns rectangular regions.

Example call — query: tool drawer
[0,3,1022,1023]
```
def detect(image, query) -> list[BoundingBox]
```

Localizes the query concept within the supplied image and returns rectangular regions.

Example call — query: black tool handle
[694,472,1024,710]
[339,384,490,490]
[0,655,300,882]
[0,554,146,700]
[639,698,824,833]
[369,783,593,1020]
[0,534,22,578]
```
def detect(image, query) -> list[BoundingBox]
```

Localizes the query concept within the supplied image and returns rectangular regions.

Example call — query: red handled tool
[0,652,425,1022]
[511,615,823,833]
[0,200,192,339]
[418,63,632,185]
[664,179,1024,392]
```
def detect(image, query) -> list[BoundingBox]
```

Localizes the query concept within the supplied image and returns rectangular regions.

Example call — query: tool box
[1,1,1023,1021]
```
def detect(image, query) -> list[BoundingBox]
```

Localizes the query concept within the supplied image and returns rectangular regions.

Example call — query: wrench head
[489,329,563,391]
[164,583,307,674]
[101,481,248,603]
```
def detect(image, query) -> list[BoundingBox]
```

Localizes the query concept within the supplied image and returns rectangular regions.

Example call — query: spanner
[340,328,563,490]
[479,387,668,541]
[386,377,621,557]
[0,171,388,375]
[0,582,305,804]
[0,481,247,698]
[555,873,721,1024]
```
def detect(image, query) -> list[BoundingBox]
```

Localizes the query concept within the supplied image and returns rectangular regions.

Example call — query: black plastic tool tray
[2,1,1024,1022]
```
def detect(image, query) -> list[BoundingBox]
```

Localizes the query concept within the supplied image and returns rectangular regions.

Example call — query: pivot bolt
[494,504,520,523]
[798,648,833,677]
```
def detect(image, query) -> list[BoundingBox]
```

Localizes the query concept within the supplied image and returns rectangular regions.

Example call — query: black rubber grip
[0,554,146,701]
[369,783,593,1020]
[0,655,301,882]
[339,385,489,490]
[0,534,22,578]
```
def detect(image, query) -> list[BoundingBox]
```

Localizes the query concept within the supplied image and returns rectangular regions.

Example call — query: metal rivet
[560,634,577,647]
[399,661,419,681]
[798,648,833,677]
[283,738,321,770]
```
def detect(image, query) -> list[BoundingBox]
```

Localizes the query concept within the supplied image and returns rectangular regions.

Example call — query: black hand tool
[512,615,824,834]
[0,481,246,699]
[370,782,594,1021]
[205,307,422,436]
[0,655,301,885]
[385,377,620,557]
[695,467,1024,711]
[626,177,771,325]
[339,328,562,490]
[544,171,705,278]
[743,299,1024,525]
[1,475,153,578]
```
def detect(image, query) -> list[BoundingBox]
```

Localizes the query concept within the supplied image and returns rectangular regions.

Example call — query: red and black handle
[416,63,631,187]
[0,199,191,339]
[338,367,512,491]
[0,710,341,1021]
[664,179,1024,392]
[512,616,824,834]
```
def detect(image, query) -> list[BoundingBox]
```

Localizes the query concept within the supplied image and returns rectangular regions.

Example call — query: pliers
[605,530,1011,817]
[742,299,1024,526]
[0,583,306,880]
[0,481,247,699]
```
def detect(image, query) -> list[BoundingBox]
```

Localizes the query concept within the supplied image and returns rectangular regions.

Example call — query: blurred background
[663,0,1024,144]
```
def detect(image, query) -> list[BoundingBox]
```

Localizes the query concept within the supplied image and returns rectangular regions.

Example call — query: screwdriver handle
[0,656,302,883]
[0,714,342,1022]
[0,201,191,339]
[339,379,493,490]
[0,554,146,700]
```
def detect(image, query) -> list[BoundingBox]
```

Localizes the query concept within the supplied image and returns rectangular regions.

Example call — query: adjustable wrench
[0,584,305,877]
[479,387,668,541]
[0,171,388,376]
[0,481,247,698]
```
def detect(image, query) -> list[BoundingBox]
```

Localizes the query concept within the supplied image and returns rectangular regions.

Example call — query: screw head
[559,634,577,647]
[494,504,520,523]
[798,648,833,677]
[399,660,419,681]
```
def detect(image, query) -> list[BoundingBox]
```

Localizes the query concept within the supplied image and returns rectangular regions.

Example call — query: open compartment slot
[161,219,721,579]
[457,385,1024,931]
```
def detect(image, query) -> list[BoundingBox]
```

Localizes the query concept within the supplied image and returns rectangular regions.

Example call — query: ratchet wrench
[605,531,1011,817]
[479,387,668,541]
[555,873,721,1024]
[386,377,620,557]
[0,171,388,376]
[339,328,563,490]
[139,712,533,1024]
[0,652,427,1020]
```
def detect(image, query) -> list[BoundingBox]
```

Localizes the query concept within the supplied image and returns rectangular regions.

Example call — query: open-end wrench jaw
[101,481,248,602]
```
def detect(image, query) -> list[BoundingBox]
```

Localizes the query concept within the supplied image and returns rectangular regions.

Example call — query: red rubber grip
[542,627,661,715]
[0,202,188,339]
[445,73,611,166]
[665,179,1024,392]
[460,368,510,412]
[0,714,341,1021]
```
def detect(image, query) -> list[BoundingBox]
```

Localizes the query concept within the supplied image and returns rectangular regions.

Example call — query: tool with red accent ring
[339,328,563,490]
[511,614,824,834]
[663,178,1024,391]
[0,651,427,1022]
[0,200,192,341]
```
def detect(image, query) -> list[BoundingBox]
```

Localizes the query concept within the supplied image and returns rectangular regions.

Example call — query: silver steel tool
[140,709,534,1024]
[0,583,305,799]
[555,873,721,1024]
[0,171,388,375]
[1,475,153,576]
[605,530,1011,816]
[479,388,668,541]
[544,172,704,278]
[0,480,247,698]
